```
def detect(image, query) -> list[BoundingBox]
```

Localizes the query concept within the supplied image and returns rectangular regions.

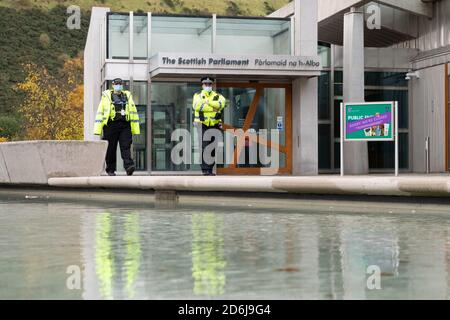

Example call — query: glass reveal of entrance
[151,82,292,175]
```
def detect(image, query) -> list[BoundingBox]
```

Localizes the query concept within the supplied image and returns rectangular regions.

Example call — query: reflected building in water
[76,207,450,299]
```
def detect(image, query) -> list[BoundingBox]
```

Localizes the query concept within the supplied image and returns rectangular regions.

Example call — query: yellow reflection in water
[95,212,141,299]
[123,213,141,299]
[191,213,227,296]
[95,213,114,300]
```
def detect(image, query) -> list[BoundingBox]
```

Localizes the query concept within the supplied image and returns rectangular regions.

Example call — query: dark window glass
[334,84,343,97]
[333,99,342,137]
[368,133,408,169]
[365,90,408,129]
[334,142,340,170]
[334,71,343,84]
[334,71,343,96]
[319,124,331,169]
[318,72,330,120]
[365,72,408,87]
[328,71,409,171]
[133,105,147,171]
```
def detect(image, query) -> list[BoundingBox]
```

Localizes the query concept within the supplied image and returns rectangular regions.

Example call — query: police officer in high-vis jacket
[193,77,226,176]
[94,78,140,176]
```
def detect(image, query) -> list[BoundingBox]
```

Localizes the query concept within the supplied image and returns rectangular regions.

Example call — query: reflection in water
[95,213,114,299]
[94,212,142,299]
[123,214,141,298]
[191,213,227,296]
[338,216,400,299]
[2,198,450,299]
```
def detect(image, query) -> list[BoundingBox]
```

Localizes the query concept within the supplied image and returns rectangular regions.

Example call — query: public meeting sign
[344,102,394,141]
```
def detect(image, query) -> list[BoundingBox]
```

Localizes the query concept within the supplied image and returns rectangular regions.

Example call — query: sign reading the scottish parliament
[160,56,321,69]
[344,102,394,141]
[149,53,322,77]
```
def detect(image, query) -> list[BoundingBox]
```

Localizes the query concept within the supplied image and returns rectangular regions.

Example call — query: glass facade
[106,13,293,173]
[318,72,331,120]
[216,18,291,55]
[108,13,291,58]
[151,16,212,55]
[318,43,331,68]
[105,12,411,174]
[318,71,332,170]
[131,82,148,171]
[318,123,331,170]
[216,86,288,170]
[150,83,289,172]
[365,88,408,169]
[133,15,148,59]
[108,13,130,59]
[151,82,200,172]
[319,71,410,172]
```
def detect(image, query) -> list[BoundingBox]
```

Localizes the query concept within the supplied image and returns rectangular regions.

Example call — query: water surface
[1,195,450,299]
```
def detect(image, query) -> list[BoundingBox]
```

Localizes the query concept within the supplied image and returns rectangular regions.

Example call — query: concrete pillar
[343,8,369,175]
[292,0,318,175]
[84,7,111,141]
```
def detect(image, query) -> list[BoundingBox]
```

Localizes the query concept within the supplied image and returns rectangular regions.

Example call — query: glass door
[150,82,201,172]
[151,105,176,171]
[216,83,292,175]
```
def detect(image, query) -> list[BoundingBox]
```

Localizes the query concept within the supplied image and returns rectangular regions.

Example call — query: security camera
[405,71,420,80]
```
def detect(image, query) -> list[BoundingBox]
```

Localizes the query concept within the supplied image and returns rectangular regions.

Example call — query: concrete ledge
[47,175,450,198]
[0,141,107,184]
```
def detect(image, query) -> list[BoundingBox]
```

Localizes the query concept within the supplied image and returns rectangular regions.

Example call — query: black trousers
[102,120,134,173]
[201,124,221,173]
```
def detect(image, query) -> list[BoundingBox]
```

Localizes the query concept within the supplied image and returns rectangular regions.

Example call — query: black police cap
[201,77,215,84]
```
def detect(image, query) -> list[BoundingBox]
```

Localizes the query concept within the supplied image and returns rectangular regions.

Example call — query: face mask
[113,84,123,92]
[203,86,213,93]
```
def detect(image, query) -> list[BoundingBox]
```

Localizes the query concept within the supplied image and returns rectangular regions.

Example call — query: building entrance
[216,82,292,175]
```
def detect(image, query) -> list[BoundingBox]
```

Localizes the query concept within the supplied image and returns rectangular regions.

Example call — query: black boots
[106,166,135,176]
[125,165,135,176]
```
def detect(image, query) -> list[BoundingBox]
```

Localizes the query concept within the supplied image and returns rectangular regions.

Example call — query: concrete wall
[396,0,450,51]
[48,175,450,198]
[0,147,8,183]
[0,141,108,184]
[84,7,110,141]
[333,46,419,69]
[293,0,319,175]
[364,2,418,39]
[410,64,447,173]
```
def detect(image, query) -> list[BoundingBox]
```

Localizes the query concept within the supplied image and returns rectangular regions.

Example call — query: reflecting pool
[1,195,450,299]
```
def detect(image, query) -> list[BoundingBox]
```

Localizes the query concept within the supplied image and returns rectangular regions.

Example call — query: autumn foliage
[16,56,84,140]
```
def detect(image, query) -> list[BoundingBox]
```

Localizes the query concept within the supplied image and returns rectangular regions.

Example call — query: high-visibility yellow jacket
[93,90,140,135]
[192,90,226,127]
